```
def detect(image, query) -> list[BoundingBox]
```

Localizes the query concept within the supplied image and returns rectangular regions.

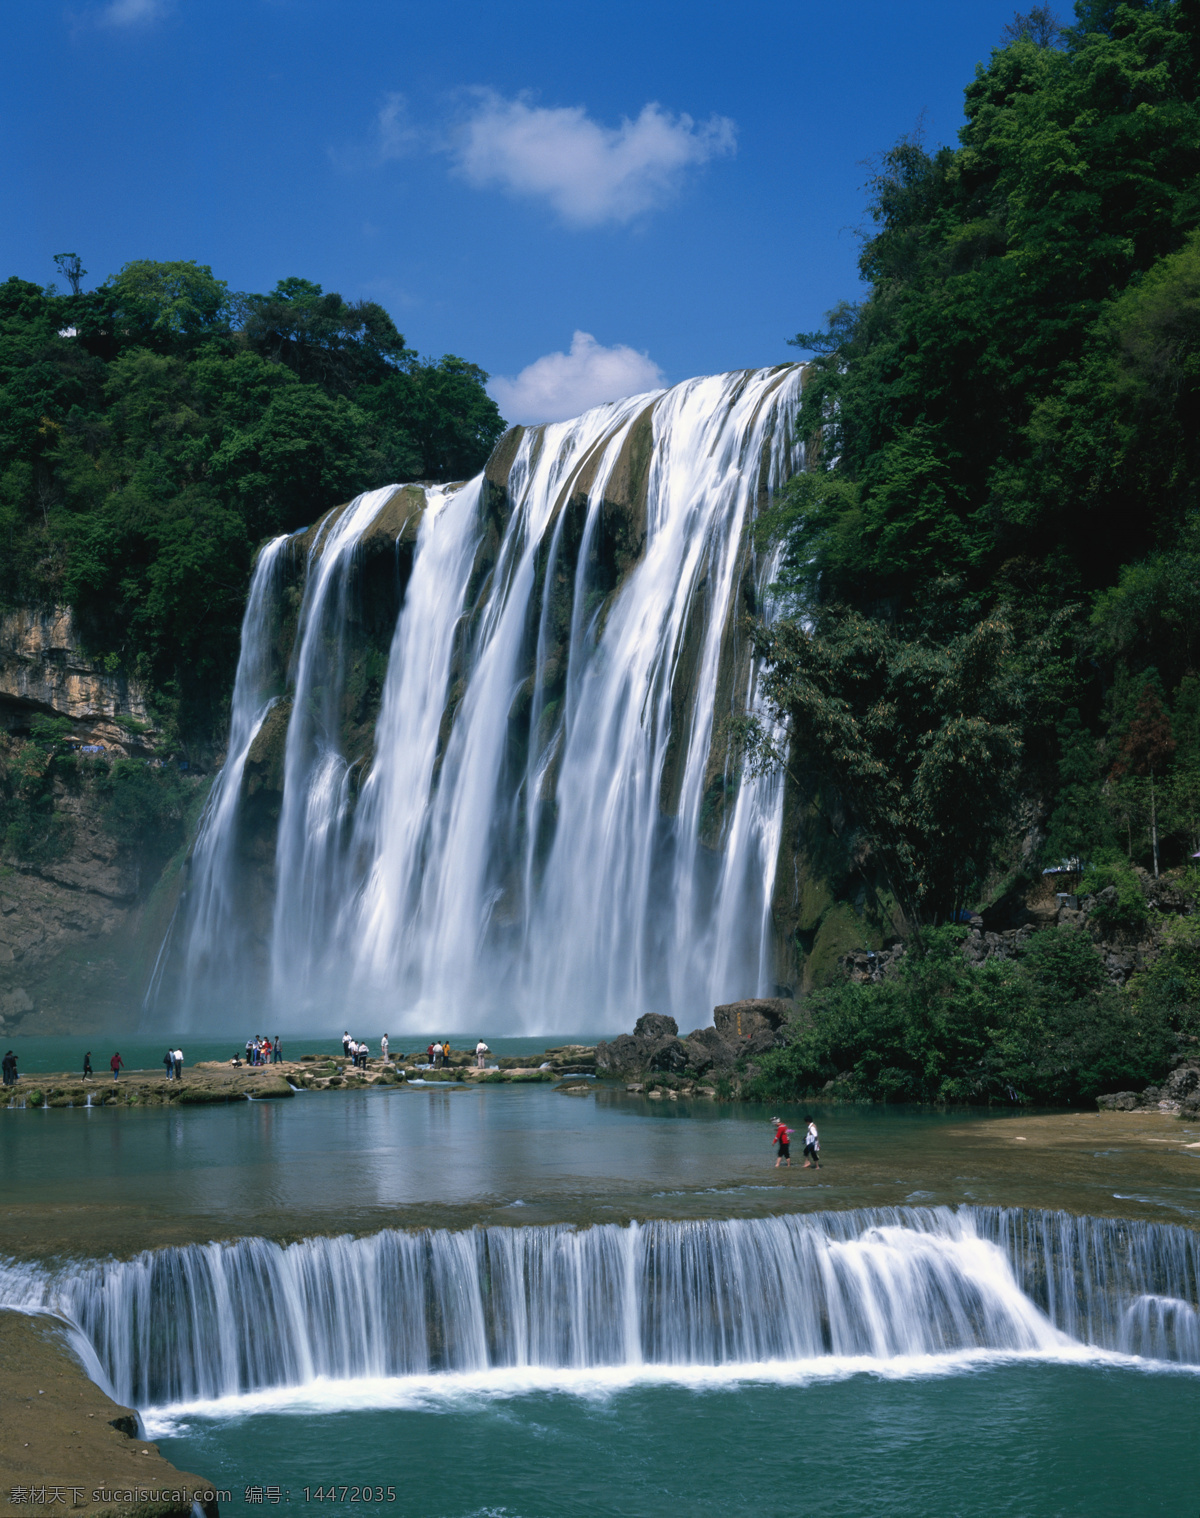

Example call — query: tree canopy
[762,0,1200,915]
[0,261,507,738]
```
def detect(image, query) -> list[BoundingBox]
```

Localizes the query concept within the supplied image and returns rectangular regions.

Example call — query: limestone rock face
[0,607,189,1034]
[0,606,152,729]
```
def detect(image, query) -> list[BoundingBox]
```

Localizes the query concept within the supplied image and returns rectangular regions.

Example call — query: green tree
[751,611,1022,927]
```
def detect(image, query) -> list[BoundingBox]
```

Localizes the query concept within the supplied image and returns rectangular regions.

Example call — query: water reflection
[3,1086,1198,1260]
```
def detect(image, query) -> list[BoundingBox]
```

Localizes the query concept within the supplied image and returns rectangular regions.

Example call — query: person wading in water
[803,1118,821,1169]
[772,1117,792,1168]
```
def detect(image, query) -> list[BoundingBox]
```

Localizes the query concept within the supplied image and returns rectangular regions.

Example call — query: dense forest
[748,0,1200,1104]
[0,257,505,742]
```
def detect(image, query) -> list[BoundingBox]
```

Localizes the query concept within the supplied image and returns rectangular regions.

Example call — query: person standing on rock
[803,1118,821,1170]
[343,1031,352,1058]
[2,1050,15,1086]
[163,1048,174,1081]
[173,1048,183,1081]
[272,1036,282,1065]
[772,1117,792,1168]
[82,1052,93,1080]
[110,1052,124,1082]
[476,1039,489,1069]
[381,1035,390,1064]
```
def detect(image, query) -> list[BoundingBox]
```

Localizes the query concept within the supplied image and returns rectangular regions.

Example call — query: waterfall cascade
[156,366,803,1033]
[3,1208,1197,1410]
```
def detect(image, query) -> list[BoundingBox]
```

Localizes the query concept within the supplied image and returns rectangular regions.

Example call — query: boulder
[598,1000,794,1079]
[712,997,792,1056]
[646,1036,691,1073]
[682,1026,736,1072]
[595,1033,649,1078]
[633,1012,678,1041]
[595,1022,693,1077]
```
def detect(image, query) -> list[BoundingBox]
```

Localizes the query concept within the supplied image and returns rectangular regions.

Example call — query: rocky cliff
[0,606,153,736]
[0,606,198,1035]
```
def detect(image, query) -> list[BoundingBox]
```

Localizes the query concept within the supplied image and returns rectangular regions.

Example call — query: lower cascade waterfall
[152,366,802,1033]
[3,1208,1197,1410]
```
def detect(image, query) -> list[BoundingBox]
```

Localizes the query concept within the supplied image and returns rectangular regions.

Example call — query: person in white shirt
[475,1039,489,1068]
[381,1035,389,1064]
[173,1048,183,1081]
[803,1119,821,1169]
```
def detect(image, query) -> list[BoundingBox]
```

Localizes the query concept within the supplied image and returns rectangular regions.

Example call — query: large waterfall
[155,366,802,1033]
[3,1209,1197,1413]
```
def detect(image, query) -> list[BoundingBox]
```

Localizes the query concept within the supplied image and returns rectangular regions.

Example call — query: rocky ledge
[1097,1063,1200,1118]
[2,1047,602,1107]
[0,1310,218,1517]
[595,1001,791,1083]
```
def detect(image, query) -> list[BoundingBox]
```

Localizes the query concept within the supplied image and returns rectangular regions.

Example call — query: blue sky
[2,0,1026,421]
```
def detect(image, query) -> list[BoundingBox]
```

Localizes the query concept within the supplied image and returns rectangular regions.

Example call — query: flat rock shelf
[1,1046,599,1108]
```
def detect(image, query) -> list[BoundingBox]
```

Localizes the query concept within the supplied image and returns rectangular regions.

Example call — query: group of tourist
[1,1049,17,1085]
[161,1047,184,1080]
[342,1033,373,1068]
[426,1040,454,1068]
[243,1036,281,1066]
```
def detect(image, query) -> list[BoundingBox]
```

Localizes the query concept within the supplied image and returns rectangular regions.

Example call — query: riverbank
[0,1310,218,1517]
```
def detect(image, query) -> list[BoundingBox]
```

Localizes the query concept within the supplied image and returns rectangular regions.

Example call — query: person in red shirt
[110,1051,124,1082]
[772,1117,792,1168]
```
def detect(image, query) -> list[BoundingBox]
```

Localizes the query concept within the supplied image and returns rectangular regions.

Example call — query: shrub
[1080,856,1148,930]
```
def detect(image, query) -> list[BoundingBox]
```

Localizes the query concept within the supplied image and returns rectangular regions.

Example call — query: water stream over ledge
[2,1206,1198,1415]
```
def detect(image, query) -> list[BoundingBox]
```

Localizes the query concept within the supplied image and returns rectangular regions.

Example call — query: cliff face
[0,606,153,733]
[0,607,196,1036]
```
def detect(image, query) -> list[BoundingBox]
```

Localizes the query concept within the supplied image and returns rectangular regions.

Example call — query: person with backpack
[803,1118,821,1170]
[772,1117,792,1168]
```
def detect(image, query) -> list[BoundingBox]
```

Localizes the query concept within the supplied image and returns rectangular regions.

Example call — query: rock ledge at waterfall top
[0,1310,218,1518]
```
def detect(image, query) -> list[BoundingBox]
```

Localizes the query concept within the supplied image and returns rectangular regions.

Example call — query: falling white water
[271,486,418,992]
[156,367,803,1033]
[3,1208,1197,1413]
[163,536,288,1025]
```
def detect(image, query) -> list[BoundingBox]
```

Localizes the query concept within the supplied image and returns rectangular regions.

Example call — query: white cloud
[490,331,665,425]
[376,92,421,162]
[97,0,165,24]
[452,92,736,227]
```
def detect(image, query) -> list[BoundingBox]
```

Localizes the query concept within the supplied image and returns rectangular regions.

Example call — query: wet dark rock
[597,1000,792,1080]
